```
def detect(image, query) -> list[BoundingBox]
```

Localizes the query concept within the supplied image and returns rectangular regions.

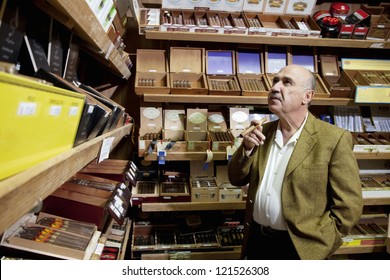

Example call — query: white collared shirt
[253,115,308,230]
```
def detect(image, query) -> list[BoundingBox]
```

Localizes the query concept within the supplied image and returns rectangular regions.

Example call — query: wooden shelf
[0,123,133,235]
[363,197,390,206]
[143,94,355,106]
[141,201,246,212]
[35,0,131,79]
[145,31,390,49]
[355,152,390,160]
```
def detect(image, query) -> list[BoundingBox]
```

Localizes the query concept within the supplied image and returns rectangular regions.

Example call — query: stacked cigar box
[138,107,163,157]
[160,170,191,202]
[190,161,218,202]
[42,172,130,230]
[208,111,234,153]
[319,55,353,98]
[1,212,100,260]
[80,159,131,183]
[127,161,159,205]
[236,49,270,96]
[169,47,208,95]
[289,46,330,98]
[341,58,390,104]
[185,108,210,152]
[134,49,170,95]
[162,108,187,152]
[360,174,390,199]
[206,50,241,96]
[216,165,243,202]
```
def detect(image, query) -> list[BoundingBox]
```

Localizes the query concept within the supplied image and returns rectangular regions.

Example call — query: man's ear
[302,89,314,105]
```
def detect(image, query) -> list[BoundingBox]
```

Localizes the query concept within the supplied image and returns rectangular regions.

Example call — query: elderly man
[228,64,363,260]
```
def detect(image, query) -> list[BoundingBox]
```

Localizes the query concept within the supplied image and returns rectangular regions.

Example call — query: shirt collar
[274,112,308,147]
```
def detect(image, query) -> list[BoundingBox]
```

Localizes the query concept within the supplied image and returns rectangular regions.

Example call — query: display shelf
[143,94,355,106]
[141,250,241,260]
[141,201,246,212]
[0,124,133,236]
[34,0,131,79]
[362,197,390,206]
[355,153,390,160]
[145,31,390,49]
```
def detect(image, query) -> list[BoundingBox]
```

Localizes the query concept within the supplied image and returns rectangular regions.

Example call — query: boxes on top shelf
[319,55,353,98]
[169,47,208,95]
[135,49,170,95]
[236,49,270,96]
[206,50,241,96]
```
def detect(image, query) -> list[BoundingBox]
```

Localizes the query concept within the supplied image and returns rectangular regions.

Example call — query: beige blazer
[228,113,363,260]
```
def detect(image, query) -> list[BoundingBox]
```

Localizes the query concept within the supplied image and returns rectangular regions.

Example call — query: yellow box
[0,72,85,180]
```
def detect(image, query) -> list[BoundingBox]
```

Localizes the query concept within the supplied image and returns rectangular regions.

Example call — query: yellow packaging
[0,72,85,180]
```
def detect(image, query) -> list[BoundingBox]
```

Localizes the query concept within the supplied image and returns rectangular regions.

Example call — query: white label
[49,105,62,116]
[68,106,79,116]
[17,102,37,116]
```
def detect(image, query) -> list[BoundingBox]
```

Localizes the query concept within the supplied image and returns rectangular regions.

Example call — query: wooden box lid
[136,49,168,72]
[206,50,236,76]
[236,51,263,75]
[169,47,205,73]
[320,55,340,76]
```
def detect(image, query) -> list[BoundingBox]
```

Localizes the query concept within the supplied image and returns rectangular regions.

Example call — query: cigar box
[127,161,159,205]
[160,171,191,202]
[352,133,379,153]
[262,0,287,15]
[169,47,208,95]
[162,108,187,153]
[0,71,84,180]
[366,14,390,41]
[160,9,191,32]
[352,133,390,153]
[194,10,219,33]
[217,225,244,247]
[139,107,163,157]
[216,165,243,202]
[206,50,241,96]
[208,111,234,152]
[138,8,161,35]
[206,11,248,35]
[1,213,100,260]
[360,174,390,200]
[341,58,390,104]
[264,45,288,85]
[236,50,269,96]
[245,14,292,36]
[342,214,388,247]
[185,108,210,152]
[229,107,251,138]
[134,49,170,95]
[319,55,352,98]
[80,159,131,183]
[190,176,219,202]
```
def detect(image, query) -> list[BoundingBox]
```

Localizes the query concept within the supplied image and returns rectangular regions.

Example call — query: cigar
[239,118,267,138]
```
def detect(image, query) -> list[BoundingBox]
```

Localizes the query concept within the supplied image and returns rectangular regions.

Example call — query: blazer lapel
[285,114,318,177]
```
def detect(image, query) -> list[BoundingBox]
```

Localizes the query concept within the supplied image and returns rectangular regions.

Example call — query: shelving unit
[34,0,131,79]
[0,123,133,235]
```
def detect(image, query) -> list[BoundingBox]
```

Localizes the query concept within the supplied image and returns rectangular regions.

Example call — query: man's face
[267,65,310,116]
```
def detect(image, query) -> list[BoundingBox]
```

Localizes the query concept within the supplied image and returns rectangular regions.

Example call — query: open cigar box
[169,47,208,95]
[135,49,170,95]
[236,49,270,96]
[138,107,163,157]
[185,108,210,152]
[206,50,241,96]
[162,108,187,153]
[319,55,353,98]
[1,212,100,260]
[190,161,218,202]
[127,161,159,205]
[159,171,191,202]
[208,111,234,152]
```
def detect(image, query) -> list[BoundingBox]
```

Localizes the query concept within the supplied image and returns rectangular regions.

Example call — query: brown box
[186,108,209,152]
[139,107,163,157]
[367,14,390,40]
[135,49,170,95]
[236,50,269,96]
[160,171,191,202]
[162,109,187,152]
[1,213,100,260]
[319,55,353,98]
[216,165,243,202]
[80,159,130,183]
[137,8,160,35]
[207,111,234,152]
[230,107,250,132]
[190,176,218,202]
[206,50,241,96]
[169,47,208,95]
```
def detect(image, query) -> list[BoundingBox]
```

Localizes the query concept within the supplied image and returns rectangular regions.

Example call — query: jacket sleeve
[328,130,363,236]
[228,144,256,187]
